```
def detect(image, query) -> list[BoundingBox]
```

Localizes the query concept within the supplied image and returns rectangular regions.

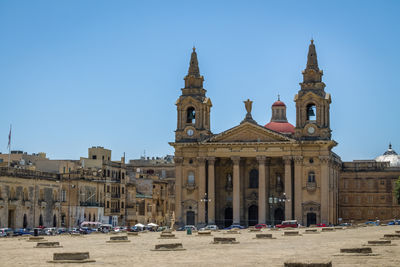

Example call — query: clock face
[307,126,315,134]
[187,129,194,136]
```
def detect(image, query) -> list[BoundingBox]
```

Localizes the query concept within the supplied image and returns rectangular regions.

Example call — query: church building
[170,41,341,227]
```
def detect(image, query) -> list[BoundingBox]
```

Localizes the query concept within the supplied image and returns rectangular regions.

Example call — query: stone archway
[248,205,258,226]
[274,208,284,224]
[307,212,317,226]
[224,207,233,227]
[23,214,27,228]
[186,211,195,226]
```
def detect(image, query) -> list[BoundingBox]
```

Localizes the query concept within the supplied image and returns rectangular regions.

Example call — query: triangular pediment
[205,121,294,143]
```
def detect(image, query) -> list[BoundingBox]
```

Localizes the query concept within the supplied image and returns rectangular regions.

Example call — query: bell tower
[294,40,332,140]
[175,47,212,142]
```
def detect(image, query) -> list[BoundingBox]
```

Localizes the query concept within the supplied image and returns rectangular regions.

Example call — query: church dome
[265,121,295,134]
[375,144,400,167]
[272,100,286,107]
[264,97,295,135]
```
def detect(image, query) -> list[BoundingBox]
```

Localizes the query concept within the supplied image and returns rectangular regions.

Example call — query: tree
[395,176,400,204]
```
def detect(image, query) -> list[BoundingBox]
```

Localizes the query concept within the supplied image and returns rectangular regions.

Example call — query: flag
[7,124,11,149]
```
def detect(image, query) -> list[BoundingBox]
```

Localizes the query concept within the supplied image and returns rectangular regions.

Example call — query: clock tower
[294,40,332,140]
[175,47,212,142]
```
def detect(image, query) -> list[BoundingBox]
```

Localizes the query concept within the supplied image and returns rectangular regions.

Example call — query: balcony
[80,201,104,207]
[306,182,317,191]
[184,183,197,191]
[8,198,20,206]
[22,200,32,208]
[38,200,47,209]
[111,194,121,199]
[110,208,121,213]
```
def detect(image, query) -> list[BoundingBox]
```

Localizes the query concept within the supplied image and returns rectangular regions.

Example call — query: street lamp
[200,193,211,225]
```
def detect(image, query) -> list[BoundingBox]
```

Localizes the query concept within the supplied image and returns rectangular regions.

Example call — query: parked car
[0,228,8,237]
[203,225,219,231]
[44,228,57,235]
[224,224,245,230]
[254,224,267,229]
[276,220,299,228]
[388,220,400,225]
[14,228,32,236]
[177,225,197,231]
[316,223,326,227]
[365,221,378,226]
[57,228,68,234]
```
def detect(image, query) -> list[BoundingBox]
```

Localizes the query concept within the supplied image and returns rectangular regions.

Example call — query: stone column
[283,156,292,220]
[256,156,266,224]
[231,156,241,225]
[174,157,183,224]
[319,156,330,224]
[207,157,216,224]
[265,158,271,222]
[294,156,303,223]
[197,157,206,225]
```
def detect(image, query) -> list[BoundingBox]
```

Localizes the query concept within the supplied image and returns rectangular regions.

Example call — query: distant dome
[375,144,400,167]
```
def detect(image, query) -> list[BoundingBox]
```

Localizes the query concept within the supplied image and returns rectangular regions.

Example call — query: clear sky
[0,0,399,161]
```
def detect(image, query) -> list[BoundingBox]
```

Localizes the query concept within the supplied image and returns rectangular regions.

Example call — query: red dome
[272,100,286,107]
[264,121,295,134]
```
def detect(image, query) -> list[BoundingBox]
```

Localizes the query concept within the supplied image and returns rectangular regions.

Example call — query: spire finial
[188,47,200,77]
[389,142,392,149]
[306,39,319,71]
[278,94,280,101]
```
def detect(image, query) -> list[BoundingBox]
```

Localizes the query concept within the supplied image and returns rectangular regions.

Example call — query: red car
[276,220,299,228]
[316,223,326,227]
[254,224,267,229]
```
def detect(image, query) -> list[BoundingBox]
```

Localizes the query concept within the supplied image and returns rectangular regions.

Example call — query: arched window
[308,171,316,183]
[39,214,43,226]
[186,107,196,124]
[249,169,259,188]
[306,103,316,121]
[187,171,195,185]
[23,214,27,228]
[88,213,91,222]
[53,214,57,227]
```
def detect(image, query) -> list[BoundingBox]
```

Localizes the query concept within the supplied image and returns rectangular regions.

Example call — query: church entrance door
[224,207,233,227]
[248,205,258,226]
[186,211,195,226]
[274,208,284,224]
[307,212,317,226]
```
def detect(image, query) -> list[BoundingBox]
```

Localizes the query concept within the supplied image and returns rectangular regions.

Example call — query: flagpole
[8,124,11,168]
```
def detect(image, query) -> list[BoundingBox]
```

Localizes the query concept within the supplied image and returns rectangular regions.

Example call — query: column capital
[174,157,184,164]
[206,157,216,165]
[256,155,266,164]
[283,156,292,165]
[197,157,206,164]
[231,156,240,165]
[319,156,330,164]
[293,156,303,164]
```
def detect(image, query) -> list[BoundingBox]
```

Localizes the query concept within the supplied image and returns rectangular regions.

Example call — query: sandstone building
[170,42,342,227]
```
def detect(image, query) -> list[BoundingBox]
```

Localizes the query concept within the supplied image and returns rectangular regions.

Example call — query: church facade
[170,41,341,227]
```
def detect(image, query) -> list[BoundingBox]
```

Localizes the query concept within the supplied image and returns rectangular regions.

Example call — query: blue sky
[0,0,399,161]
